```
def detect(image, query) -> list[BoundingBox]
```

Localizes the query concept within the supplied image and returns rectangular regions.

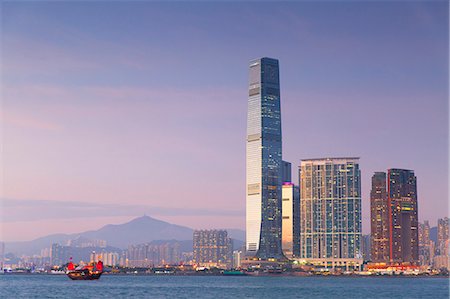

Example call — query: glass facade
[246,57,284,259]
[388,169,418,264]
[370,172,390,263]
[299,158,362,260]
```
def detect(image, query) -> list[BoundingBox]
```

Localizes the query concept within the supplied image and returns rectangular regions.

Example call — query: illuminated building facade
[193,230,232,269]
[281,182,300,258]
[246,57,284,259]
[418,220,433,266]
[369,169,419,265]
[437,217,449,256]
[388,169,418,264]
[299,158,362,269]
[126,241,181,267]
[370,172,390,262]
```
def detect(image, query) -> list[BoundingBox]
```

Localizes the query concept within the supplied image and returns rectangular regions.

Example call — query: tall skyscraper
[299,158,362,269]
[388,169,418,264]
[369,169,419,265]
[246,57,283,259]
[281,182,300,258]
[370,172,390,262]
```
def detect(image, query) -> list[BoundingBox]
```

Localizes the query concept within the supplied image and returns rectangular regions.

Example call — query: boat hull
[67,270,102,280]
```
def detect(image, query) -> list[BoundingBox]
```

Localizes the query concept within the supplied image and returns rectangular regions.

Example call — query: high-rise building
[232,250,242,269]
[282,161,292,183]
[388,169,418,264]
[193,230,233,269]
[361,234,372,262]
[369,169,419,265]
[299,158,362,269]
[281,182,300,258]
[370,172,390,262]
[126,241,181,267]
[246,57,283,259]
[437,217,449,256]
[418,220,432,266]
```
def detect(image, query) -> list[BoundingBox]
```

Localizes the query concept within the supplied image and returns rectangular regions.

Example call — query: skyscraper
[388,169,418,264]
[281,182,300,258]
[370,172,390,262]
[369,169,419,265]
[299,158,362,269]
[246,57,283,259]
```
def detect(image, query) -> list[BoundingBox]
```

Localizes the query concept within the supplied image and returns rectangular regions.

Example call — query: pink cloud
[2,110,63,132]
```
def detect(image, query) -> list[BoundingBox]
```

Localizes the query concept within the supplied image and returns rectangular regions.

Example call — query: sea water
[0,274,448,298]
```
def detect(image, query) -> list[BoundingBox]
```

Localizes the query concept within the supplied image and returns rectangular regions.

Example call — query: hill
[5,216,245,255]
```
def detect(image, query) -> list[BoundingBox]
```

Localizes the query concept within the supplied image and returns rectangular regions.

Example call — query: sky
[1,1,448,242]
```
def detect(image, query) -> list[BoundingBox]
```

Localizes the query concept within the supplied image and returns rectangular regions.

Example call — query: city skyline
[1,1,448,242]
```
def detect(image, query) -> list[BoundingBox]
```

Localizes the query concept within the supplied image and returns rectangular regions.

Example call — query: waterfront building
[418,221,432,266]
[126,241,181,267]
[90,251,119,266]
[232,250,242,269]
[246,57,284,259]
[193,230,232,269]
[437,217,449,256]
[50,243,70,266]
[433,253,450,270]
[388,169,419,264]
[370,172,390,263]
[299,158,362,270]
[281,182,300,258]
[361,234,371,262]
[103,252,120,266]
[369,169,419,265]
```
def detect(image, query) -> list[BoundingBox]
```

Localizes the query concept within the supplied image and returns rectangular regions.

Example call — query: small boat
[67,269,103,280]
[223,270,247,276]
[66,258,103,280]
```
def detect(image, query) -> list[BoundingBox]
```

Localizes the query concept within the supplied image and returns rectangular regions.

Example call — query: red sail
[97,261,103,272]
[68,262,74,271]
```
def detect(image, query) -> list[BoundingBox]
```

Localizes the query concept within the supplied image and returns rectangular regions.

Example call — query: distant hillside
[5,216,245,255]
[80,215,194,248]
[226,229,245,243]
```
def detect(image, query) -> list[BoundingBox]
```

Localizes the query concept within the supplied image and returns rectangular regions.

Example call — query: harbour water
[1,275,448,298]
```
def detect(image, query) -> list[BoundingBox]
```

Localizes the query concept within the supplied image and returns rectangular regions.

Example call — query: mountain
[5,215,193,255]
[5,216,246,255]
[226,229,245,243]
[79,215,194,248]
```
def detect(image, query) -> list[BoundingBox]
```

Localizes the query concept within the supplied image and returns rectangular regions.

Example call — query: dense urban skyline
[1,1,448,242]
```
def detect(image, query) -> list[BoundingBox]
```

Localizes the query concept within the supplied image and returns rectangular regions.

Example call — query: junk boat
[66,258,103,280]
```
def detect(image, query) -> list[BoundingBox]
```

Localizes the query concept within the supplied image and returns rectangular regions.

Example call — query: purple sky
[1,1,448,242]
